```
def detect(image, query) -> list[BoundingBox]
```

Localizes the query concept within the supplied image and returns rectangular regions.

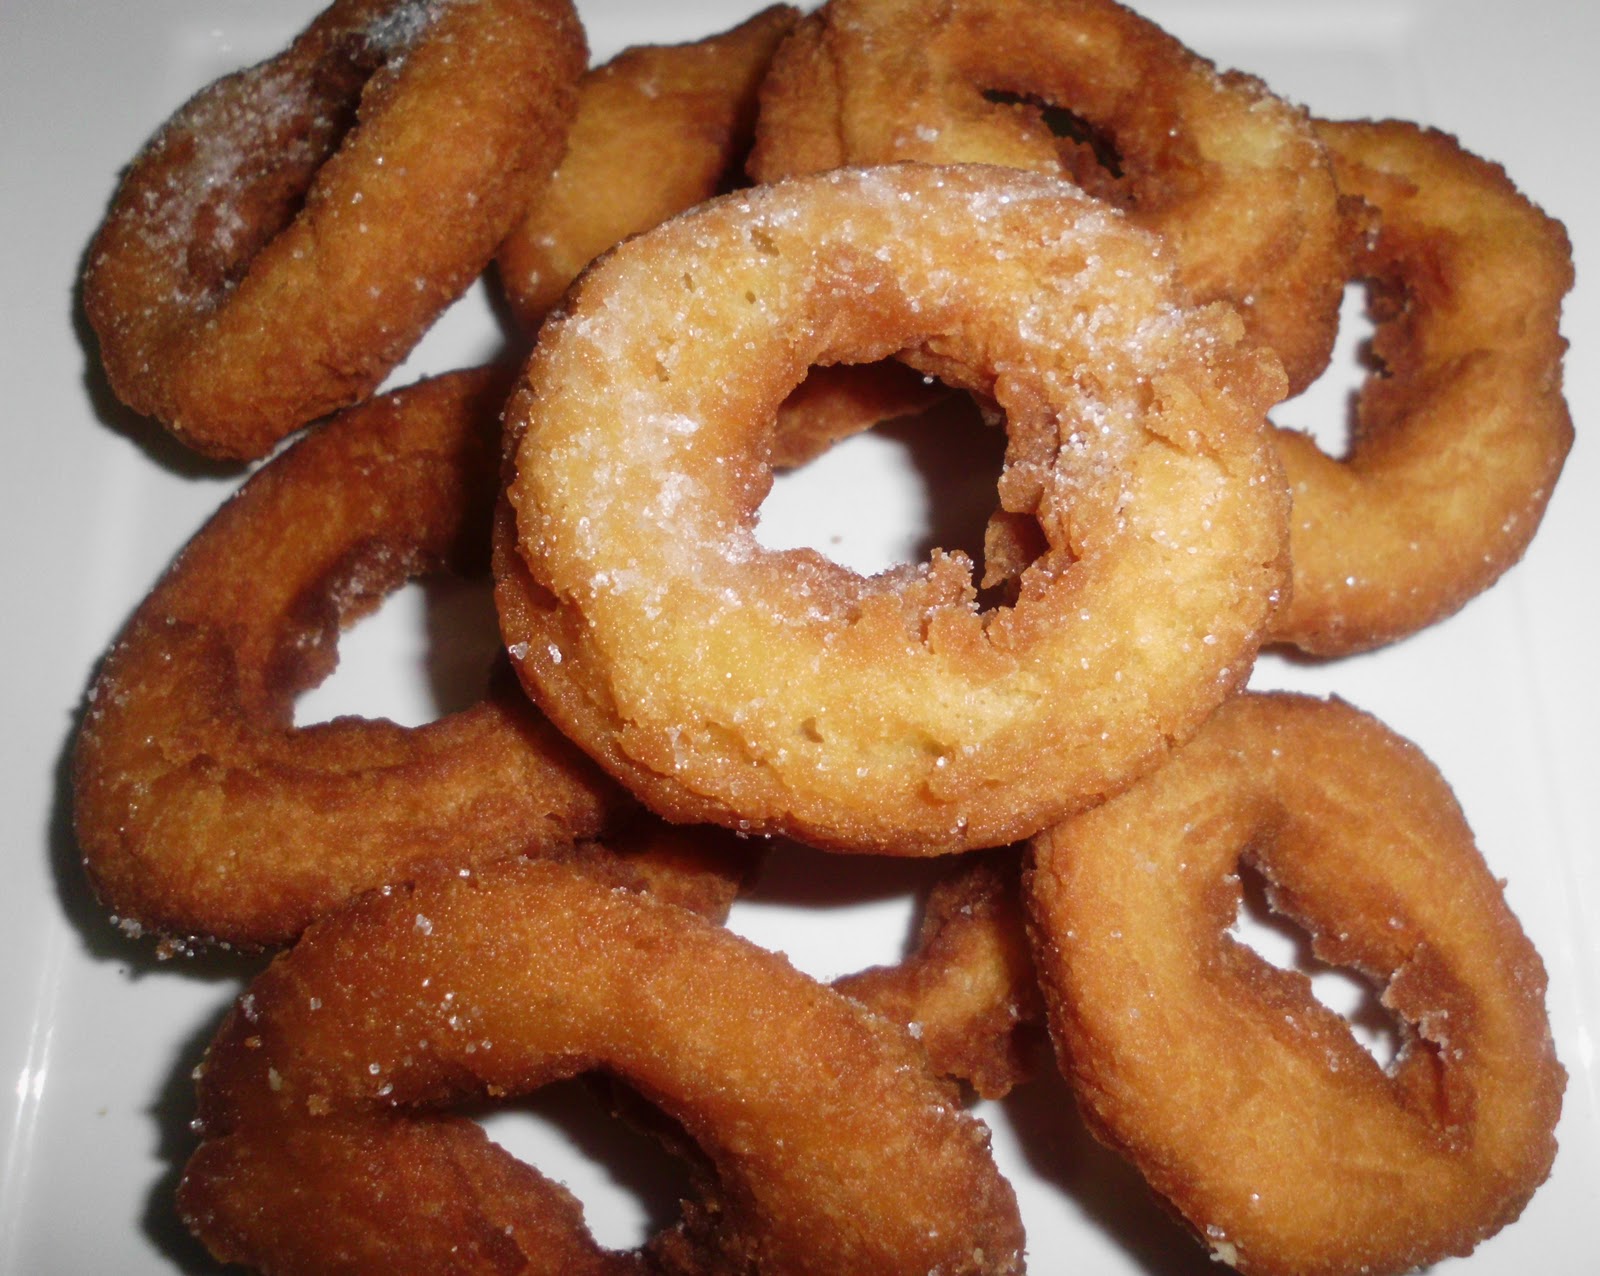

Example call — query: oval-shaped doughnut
[74,368,628,952]
[749,0,1352,395]
[1027,692,1565,1275]
[83,0,585,459]
[1267,120,1574,655]
[500,163,1290,855]
[178,858,1026,1275]
[497,4,798,330]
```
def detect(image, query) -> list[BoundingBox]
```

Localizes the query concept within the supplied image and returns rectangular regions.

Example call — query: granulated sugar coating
[82,0,586,460]
[179,858,1025,1275]
[501,163,1291,855]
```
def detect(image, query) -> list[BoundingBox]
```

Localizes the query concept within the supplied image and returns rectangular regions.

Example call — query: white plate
[3,1,1596,1271]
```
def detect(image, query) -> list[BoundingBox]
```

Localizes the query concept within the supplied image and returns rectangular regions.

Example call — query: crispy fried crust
[497,4,798,329]
[179,858,1026,1275]
[1028,692,1565,1275]
[489,4,955,462]
[74,369,629,952]
[1268,120,1574,654]
[750,0,1353,394]
[83,0,585,459]
[836,848,1044,1098]
[500,164,1289,854]
[577,809,762,924]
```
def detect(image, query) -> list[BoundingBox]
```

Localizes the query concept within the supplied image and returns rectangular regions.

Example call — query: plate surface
[2,1,1597,1271]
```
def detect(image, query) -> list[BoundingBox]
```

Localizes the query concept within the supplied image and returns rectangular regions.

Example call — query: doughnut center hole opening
[473,1075,695,1251]
[293,573,504,727]
[755,373,1015,605]
[1274,281,1377,458]
[980,89,1124,184]
[724,837,951,983]
[1230,860,1402,1069]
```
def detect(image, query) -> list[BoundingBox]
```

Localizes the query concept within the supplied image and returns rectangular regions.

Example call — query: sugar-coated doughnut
[1028,692,1565,1274]
[750,0,1353,394]
[83,0,585,459]
[501,163,1290,854]
[179,857,1026,1274]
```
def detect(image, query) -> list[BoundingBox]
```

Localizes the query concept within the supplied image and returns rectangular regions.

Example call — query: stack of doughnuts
[73,1,1572,1273]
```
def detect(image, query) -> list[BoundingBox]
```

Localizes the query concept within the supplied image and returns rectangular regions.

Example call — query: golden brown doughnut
[836,848,1043,1099]
[1028,692,1565,1274]
[179,857,1026,1274]
[500,163,1290,856]
[83,0,585,459]
[1268,120,1574,654]
[750,0,1353,394]
[497,4,798,330]
[74,368,627,952]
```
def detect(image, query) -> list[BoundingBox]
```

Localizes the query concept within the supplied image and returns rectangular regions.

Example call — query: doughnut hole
[979,89,1124,192]
[1273,280,1378,460]
[757,381,1008,601]
[727,835,950,978]
[473,1076,697,1251]
[294,572,504,729]
[1230,856,1401,1069]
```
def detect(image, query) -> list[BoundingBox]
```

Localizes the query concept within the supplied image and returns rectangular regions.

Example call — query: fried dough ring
[501,164,1289,855]
[749,0,1351,394]
[179,858,1026,1275]
[74,368,628,952]
[83,0,585,460]
[1267,121,1574,655]
[1027,692,1565,1275]
[497,4,798,329]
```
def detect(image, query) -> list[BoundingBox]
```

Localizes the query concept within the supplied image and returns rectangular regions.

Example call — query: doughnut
[836,848,1044,1099]
[1027,692,1565,1274]
[500,163,1291,855]
[74,368,628,953]
[178,857,1027,1275]
[82,0,586,460]
[496,4,799,330]
[1267,120,1574,654]
[749,0,1354,395]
